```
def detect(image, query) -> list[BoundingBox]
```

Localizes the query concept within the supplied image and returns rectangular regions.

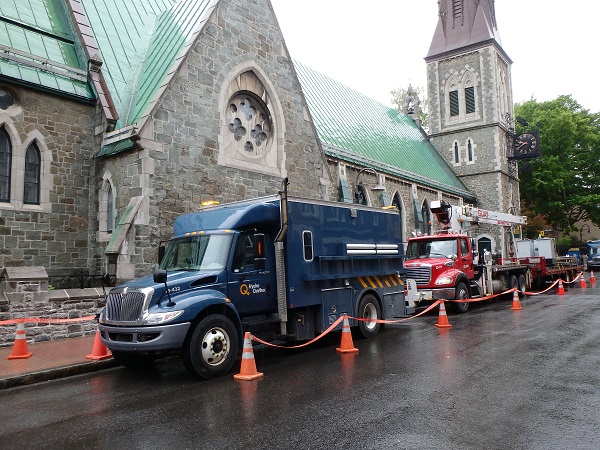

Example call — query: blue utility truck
[98,179,413,379]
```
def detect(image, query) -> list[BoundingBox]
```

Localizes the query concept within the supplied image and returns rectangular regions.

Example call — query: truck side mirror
[154,269,167,284]
[157,245,166,264]
[254,233,266,270]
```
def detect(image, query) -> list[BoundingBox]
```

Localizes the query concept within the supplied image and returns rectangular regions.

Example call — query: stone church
[0,0,518,286]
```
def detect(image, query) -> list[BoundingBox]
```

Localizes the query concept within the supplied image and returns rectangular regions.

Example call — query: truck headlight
[143,310,185,325]
[435,276,453,286]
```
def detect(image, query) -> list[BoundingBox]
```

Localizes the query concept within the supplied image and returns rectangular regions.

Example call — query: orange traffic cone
[590,271,596,283]
[336,315,359,354]
[86,330,112,360]
[579,274,587,288]
[8,321,33,360]
[510,289,523,310]
[435,301,452,328]
[234,332,263,380]
[556,280,566,295]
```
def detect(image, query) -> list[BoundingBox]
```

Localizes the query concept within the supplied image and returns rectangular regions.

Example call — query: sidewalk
[0,334,117,390]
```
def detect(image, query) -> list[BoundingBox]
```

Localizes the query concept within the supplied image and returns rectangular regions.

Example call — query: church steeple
[425,0,521,250]
[427,0,505,59]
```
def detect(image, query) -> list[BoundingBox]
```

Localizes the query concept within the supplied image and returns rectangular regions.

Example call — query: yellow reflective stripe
[365,276,377,288]
[358,277,369,288]
[373,276,384,288]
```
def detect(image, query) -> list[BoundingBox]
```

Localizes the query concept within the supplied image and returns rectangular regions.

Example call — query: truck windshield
[406,239,458,260]
[160,234,232,271]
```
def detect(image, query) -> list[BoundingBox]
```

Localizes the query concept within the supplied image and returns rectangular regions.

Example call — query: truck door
[227,232,276,315]
[459,237,474,278]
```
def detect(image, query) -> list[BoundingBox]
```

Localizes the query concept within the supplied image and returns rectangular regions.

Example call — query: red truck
[404,200,530,313]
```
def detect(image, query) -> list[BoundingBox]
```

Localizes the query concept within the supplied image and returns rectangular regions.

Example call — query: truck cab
[404,233,474,312]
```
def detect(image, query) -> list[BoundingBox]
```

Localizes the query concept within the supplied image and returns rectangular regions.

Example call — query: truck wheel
[356,294,381,339]
[564,271,572,283]
[183,314,240,379]
[112,351,156,369]
[510,275,519,293]
[451,282,470,313]
[518,274,527,297]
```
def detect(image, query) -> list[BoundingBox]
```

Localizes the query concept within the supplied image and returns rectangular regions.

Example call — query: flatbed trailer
[519,256,583,287]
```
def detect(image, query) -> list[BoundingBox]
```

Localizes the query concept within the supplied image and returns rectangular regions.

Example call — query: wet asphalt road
[1,284,599,450]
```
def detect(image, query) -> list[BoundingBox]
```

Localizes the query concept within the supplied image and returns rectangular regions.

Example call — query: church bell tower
[426,0,520,215]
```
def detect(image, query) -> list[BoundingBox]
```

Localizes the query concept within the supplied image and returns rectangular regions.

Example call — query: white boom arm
[430,200,526,231]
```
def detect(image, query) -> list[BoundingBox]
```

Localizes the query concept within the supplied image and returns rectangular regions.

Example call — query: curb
[0,358,118,390]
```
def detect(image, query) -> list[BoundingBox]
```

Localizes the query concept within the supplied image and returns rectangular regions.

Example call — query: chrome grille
[105,290,147,322]
[404,266,432,286]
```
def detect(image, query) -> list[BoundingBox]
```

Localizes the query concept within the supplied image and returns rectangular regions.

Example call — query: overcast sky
[270,0,600,113]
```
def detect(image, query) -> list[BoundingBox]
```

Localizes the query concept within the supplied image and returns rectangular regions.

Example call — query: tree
[514,95,600,233]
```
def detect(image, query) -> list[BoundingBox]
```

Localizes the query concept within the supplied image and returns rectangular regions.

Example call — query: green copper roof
[0,0,93,99]
[294,61,473,199]
[81,0,214,128]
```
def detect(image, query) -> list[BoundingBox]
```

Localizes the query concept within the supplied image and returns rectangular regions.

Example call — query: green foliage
[515,95,600,232]
[391,86,428,129]
[557,235,578,248]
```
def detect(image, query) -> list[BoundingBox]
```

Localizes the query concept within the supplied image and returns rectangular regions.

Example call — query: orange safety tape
[522,279,559,296]
[446,288,516,303]
[568,272,584,283]
[353,300,442,324]
[251,315,345,349]
[251,301,446,350]
[0,316,96,326]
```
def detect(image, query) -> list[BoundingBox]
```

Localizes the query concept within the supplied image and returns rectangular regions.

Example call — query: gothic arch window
[498,69,509,119]
[0,122,50,211]
[465,84,475,114]
[218,65,286,178]
[391,192,405,242]
[23,142,40,204]
[0,127,11,202]
[462,72,478,116]
[446,72,480,124]
[446,77,460,119]
[107,184,114,233]
[467,139,474,163]
[98,175,117,239]
[421,199,431,235]
[454,141,461,165]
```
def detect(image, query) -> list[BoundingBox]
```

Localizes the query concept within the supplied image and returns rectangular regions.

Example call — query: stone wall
[0,86,99,272]
[0,288,105,347]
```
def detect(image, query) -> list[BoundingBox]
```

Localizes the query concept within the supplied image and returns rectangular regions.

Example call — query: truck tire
[518,274,527,297]
[112,351,156,369]
[182,314,240,379]
[356,294,381,339]
[510,275,519,293]
[564,271,572,283]
[451,282,470,313]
